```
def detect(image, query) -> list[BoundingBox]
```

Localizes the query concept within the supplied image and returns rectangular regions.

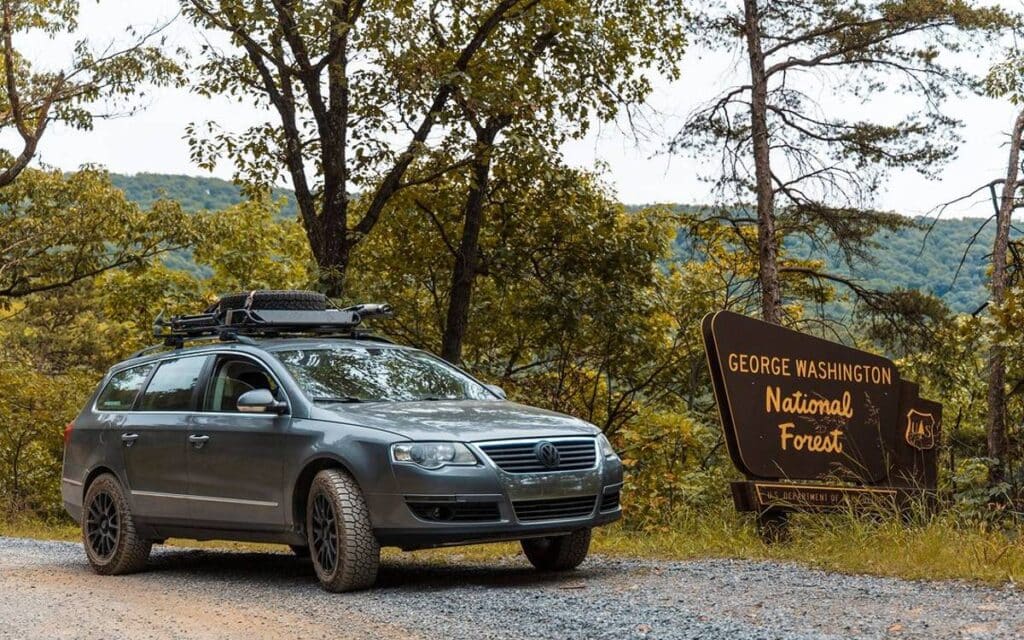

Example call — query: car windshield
[273,346,494,403]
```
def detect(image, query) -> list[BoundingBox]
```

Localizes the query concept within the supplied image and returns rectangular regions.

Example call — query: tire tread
[215,290,328,312]
[83,474,151,575]
[307,469,380,592]
[521,528,591,571]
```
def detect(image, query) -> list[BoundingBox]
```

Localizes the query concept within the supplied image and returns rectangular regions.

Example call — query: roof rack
[137,302,394,357]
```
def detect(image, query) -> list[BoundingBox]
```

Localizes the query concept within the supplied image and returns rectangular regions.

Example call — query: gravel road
[1,536,1021,639]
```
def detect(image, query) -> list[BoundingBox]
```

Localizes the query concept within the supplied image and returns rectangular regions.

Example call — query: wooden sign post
[702,311,940,538]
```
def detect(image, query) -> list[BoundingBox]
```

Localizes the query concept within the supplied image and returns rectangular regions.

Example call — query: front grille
[479,438,597,473]
[513,495,597,522]
[406,500,501,523]
[600,489,620,512]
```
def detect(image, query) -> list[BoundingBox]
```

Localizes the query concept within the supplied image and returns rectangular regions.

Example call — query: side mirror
[484,384,507,400]
[237,389,287,414]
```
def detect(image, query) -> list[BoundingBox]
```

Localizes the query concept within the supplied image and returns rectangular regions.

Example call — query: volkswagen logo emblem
[534,441,560,469]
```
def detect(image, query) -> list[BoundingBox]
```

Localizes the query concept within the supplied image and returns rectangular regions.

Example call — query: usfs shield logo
[905,409,936,450]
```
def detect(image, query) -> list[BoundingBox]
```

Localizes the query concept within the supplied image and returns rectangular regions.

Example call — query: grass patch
[4,509,1022,584]
[590,507,1024,585]
[0,516,78,541]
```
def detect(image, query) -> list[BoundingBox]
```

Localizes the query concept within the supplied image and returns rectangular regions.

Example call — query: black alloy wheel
[85,491,120,560]
[311,493,339,574]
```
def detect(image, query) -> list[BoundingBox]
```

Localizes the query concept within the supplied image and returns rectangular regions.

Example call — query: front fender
[285,418,403,529]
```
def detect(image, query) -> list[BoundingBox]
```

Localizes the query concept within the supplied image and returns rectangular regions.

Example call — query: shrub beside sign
[702,311,940,516]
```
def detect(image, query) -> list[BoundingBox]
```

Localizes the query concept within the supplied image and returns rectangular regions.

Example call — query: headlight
[597,433,619,461]
[391,442,477,469]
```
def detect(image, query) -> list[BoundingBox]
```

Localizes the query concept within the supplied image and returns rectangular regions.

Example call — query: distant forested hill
[112,173,1007,314]
[110,172,297,217]
[784,218,1013,314]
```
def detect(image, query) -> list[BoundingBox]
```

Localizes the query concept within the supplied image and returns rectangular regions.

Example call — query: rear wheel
[82,474,151,575]
[306,469,379,592]
[521,528,592,571]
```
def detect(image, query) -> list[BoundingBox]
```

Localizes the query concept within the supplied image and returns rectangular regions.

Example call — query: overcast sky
[17,0,1024,217]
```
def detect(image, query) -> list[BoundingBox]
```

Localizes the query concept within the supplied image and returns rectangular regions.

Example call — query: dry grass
[4,509,1023,585]
[590,508,1024,585]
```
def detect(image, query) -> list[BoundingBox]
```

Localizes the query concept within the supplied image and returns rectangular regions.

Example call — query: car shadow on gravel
[143,548,617,591]
[374,561,614,591]
[145,549,313,584]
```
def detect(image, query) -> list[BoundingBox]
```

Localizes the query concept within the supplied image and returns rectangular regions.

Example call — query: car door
[123,354,210,522]
[186,353,288,528]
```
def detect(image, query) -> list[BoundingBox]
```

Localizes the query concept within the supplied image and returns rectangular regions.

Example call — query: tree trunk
[986,108,1024,481]
[441,128,500,363]
[316,245,349,299]
[742,0,782,325]
[316,187,351,299]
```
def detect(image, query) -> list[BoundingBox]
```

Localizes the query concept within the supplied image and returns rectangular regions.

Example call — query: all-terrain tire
[306,469,380,592]
[521,528,592,571]
[82,473,152,575]
[214,290,329,313]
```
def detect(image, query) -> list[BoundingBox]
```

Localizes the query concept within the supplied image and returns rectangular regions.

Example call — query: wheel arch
[290,455,361,533]
[82,465,119,500]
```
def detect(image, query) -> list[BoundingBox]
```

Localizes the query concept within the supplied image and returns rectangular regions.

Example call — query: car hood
[312,399,599,441]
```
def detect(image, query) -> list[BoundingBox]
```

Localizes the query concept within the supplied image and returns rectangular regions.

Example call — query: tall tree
[986,111,1023,478]
[674,0,1011,325]
[402,0,685,362]
[0,0,180,186]
[351,166,692,435]
[968,50,1024,479]
[184,0,556,296]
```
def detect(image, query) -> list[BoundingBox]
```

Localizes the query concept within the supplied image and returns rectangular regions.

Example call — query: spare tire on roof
[213,290,330,313]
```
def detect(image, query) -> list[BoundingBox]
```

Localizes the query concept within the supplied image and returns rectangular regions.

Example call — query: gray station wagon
[61,291,623,591]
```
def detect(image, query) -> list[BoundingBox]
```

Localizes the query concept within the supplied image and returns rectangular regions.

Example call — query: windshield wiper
[414,395,455,401]
[313,395,365,404]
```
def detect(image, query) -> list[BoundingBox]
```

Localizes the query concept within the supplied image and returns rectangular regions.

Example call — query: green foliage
[951,457,1011,519]
[192,197,314,293]
[0,168,198,299]
[0,170,310,517]
[0,362,93,514]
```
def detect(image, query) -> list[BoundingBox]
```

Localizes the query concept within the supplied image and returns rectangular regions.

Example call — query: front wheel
[306,469,380,592]
[82,473,151,575]
[521,528,592,571]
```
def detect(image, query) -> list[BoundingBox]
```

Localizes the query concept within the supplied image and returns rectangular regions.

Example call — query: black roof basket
[146,302,393,354]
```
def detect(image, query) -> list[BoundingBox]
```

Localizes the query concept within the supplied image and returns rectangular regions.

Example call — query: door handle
[189,434,210,449]
[121,433,139,447]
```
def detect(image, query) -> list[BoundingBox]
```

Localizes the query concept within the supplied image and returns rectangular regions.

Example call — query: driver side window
[203,356,282,413]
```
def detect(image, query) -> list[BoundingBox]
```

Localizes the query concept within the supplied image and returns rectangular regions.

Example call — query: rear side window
[139,356,208,412]
[95,364,154,411]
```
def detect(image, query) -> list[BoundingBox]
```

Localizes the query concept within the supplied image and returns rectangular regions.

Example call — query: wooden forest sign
[702,311,940,515]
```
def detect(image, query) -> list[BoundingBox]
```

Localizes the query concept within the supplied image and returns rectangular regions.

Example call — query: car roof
[111,336,412,373]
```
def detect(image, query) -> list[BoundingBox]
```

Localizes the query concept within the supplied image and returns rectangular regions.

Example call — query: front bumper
[367,437,624,550]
